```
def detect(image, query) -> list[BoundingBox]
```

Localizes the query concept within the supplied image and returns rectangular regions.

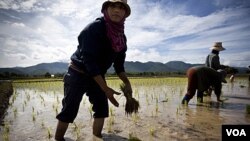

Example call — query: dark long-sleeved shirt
[205,50,225,70]
[205,53,221,70]
[70,17,127,77]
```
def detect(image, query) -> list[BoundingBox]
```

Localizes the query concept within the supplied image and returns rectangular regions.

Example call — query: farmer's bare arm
[93,75,120,107]
[118,72,132,95]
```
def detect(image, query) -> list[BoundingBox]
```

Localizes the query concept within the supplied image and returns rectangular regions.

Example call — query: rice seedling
[75,127,81,140]
[145,94,149,106]
[23,100,27,107]
[2,133,9,141]
[197,97,202,104]
[72,122,81,139]
[88,105,93,119]
[149,127,155,136]
[134,89,139,100]
[109,107,114,117]
[47,127,52,139]
[155,99,159,116]
[132,113,140,123]
[32,112,36,122]
[25,93,30,101]
[73,122,78,131]
[4,122,10,132]
[82,96,87,106]
[128,132,141,141]
[39,94,45,105]
[56,95,60,104]
[22,104,25,112]
[41,120,45,128]
[2,122,10,141]
[150,92,154,101]
[13,107,17,118]
[52,103,59,115]
[120,83,140,116]
[10,91,17,106]
[107,116,115,133]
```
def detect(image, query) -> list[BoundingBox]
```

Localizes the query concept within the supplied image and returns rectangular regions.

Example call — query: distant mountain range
[0,61,248,76]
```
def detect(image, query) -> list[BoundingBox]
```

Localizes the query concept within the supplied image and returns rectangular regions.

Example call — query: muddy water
[0,77,249,141]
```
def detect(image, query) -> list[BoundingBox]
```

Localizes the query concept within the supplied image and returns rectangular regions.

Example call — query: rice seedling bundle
[120,83,140,115]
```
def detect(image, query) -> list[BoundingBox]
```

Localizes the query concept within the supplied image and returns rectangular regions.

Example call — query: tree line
[0,66,246,80]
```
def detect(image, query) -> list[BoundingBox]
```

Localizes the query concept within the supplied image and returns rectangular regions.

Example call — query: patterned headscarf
[103,10,126,52]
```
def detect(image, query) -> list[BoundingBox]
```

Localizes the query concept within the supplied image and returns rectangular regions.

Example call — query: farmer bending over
[181,66,227,105]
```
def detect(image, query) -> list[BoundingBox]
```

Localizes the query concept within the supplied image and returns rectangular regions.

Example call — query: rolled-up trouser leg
[56,83,85,123]
[182,95,190,104]
[182,68,198,104]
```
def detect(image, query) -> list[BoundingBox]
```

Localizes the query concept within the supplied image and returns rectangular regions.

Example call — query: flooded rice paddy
[0,77,250,141]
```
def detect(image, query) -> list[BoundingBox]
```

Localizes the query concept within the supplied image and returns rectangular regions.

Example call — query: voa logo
[226,129,246,136]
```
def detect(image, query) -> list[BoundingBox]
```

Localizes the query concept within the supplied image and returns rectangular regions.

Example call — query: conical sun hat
[210,42,225,51]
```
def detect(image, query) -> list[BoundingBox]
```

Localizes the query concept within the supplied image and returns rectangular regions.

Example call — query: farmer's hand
[104,87,121,107]
[93,75,121,107]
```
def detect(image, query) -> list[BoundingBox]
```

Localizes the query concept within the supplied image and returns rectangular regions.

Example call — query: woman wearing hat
[55,0,132,140]
[204,42,227,96]
[205,42,226,70]
[181,66,227,105]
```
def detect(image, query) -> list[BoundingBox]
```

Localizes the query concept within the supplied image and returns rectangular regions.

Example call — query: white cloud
[126,48,167,63]
[125,2,250,67]
[11,22,26,27]
[0,0,249,68]
[21,0,38,10]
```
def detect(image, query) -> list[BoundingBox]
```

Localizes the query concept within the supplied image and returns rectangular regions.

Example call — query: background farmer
[205,42,227,96]
[54,0,132,141]
[205,42,226,70]
[181,66,227,105]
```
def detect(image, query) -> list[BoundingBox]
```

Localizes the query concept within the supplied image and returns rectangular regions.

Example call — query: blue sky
[0,0,249,68]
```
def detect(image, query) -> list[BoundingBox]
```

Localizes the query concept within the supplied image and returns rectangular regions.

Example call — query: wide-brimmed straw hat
[101,0,131,17]
[210,42,225,51]
[217,69,227,83]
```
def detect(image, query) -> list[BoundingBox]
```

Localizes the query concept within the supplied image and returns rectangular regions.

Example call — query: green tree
[44,72,51,78]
